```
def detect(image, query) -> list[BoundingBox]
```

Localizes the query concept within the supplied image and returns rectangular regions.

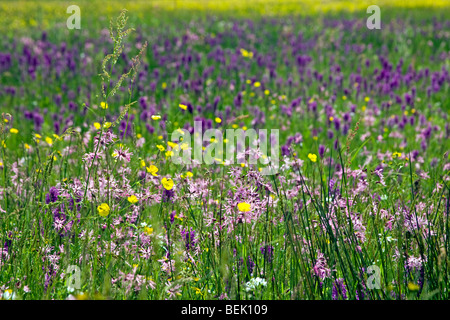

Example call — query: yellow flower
[151,115,161,120]
[10,128,18,134]
[329,116,334,121]
[165,150,174,158]
[193,287,203,295]
[24,143,31,150]
[144,227,154,236]
[215,117,222,123]
[94,122,101,130]
[146,165,158,176]
[264,89,270,95]
[237,202,251,212]
[100,102,108,109]
[308,153,317,162]
[3,119,9,123]
[137,133,142,139]
[97,203,110,217]
[342,95,347,100]
[182,171,193,179]
[364,97,370,102]
[240,48,253,58]
[156,144,165,152]
[103,122,112,129]
[179,104,187,110]
[45,137,53,145]
[161,178,174,190]
[35,133,42,139]
[361,106,366,112]
[408,282,420,291]
[180,143,189,150]
[254,81,261,88]
[128,195,139,204]
[175,128,185,136]
[168,141,179,151]
[392,152,402,159]
[140,159,146,168]
[162,82,167,89]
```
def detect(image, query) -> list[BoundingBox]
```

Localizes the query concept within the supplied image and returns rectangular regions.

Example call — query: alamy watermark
[66,265,81,292]
[366,5,381,30]
[167,121,279,175]
[67,5,81,30]
[366,265,381,289]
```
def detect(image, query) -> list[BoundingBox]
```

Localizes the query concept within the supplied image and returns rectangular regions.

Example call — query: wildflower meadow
[0,0,449,302]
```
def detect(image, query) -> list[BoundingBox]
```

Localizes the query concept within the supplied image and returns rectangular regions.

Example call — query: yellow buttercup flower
[10,128,18,134]
[165,150,174,158]
[181,171,193,179]
[168,141,179,151]
[392,152,402,159]
[45,137,53,146]
[97,203,110,217]
[103,122,112,129]
[215,117,222,123]
[180,143,189,150]
[264,89,270,95]
[94,122,101,130]
[24,143,31,150]
[156,144,165,152]
[408,282,420,291]
[161,82,167,89]
[100,102,108,109]
[308,153,317,162]
[144,227,154,236]
[128,195,139,204]
[237,202,251,212]
[254,81,261,88]
[146,165,158,176]
[179,104,187,110]
[151,115,161,120]
[161,178,174,190]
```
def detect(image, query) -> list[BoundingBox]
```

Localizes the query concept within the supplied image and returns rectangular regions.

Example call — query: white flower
[245,277,267,292]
